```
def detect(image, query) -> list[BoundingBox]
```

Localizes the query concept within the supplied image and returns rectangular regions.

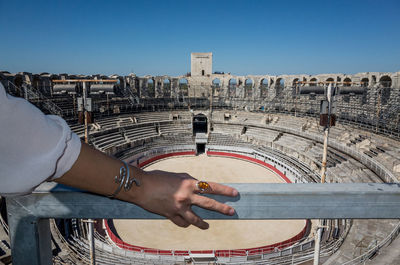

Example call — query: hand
[131,169,238,230]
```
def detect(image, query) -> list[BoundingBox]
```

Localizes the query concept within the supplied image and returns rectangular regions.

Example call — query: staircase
[5,81,63,116]
[122,87,139,106]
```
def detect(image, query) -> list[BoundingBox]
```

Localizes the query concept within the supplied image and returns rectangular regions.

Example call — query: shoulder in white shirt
[0,83,81,196]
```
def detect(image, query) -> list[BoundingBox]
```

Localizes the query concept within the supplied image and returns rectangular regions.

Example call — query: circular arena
[109,154,309,253]
[0,70,400,265]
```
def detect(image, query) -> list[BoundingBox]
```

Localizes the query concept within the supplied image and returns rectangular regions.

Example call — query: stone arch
[292,78,300,96]
[379,75,392,87]
[310,78,317,86]
[32,75,42,90]
[260,78,268,98]
[228,78,237,97]
[343,77,351,87]
[361,78,369,87]
[11,75,24,96]
[379,76,392,104]
[179,78,188,97]
[212,78,221,87]
[275,77,284,96]
[326,77,334,83]
[292,78,299,87]
[244,78,253,98]
[13,75,24,87]
[212,78,221,96]
[276,78,285,88]
[146,78,155,97]
[163,78,171,97]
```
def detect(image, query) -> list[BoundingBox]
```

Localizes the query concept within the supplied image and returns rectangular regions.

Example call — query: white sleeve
[0,83,82,196]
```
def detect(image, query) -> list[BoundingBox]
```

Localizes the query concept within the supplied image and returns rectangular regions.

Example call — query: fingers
[170,215,190,228]
[192,195,235,216]
[181,210,209,230]
[194,181,238,197]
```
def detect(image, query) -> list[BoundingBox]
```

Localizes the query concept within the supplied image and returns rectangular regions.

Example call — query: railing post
[6,197,52,265]
[7,197,52,265]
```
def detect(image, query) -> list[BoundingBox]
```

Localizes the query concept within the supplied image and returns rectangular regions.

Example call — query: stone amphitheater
[0,63,399,265]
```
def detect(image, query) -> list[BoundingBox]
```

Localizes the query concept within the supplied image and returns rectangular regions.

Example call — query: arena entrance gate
[193,114,208,154]
[193,114,207,134]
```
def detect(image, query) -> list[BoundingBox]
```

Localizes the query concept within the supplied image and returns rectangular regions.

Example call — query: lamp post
[313,83,336,265]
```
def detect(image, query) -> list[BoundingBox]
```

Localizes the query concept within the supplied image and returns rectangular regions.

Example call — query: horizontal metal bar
[6,183,400,265]
[8,183,400,220]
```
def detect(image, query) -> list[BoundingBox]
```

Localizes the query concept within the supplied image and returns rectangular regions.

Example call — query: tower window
[202,70,205,76]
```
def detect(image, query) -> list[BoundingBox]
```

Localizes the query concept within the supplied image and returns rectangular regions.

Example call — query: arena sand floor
[113,155,310,250]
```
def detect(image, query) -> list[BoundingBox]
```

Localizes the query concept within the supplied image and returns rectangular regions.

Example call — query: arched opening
[292,78,299,96]
[379,75,392,88]
[13,75,24,96]
[32,75,41,90]
[279,78,285,87]
[13,75,23,88]
[359,78,369,105]
[212,78,221,88]
[326,77,334,84]
[193,113,208,134]
[245,79,253,98]
[379,76,392,104]
[343,78,351,87]
[260,79,268,98]
[228,79,237,97]
[361,78,369,87]
[179,78,188,97]
[163,78,171,97]
[275,78,284,96]
[212,78,221,96]
[147,79,155,97]
[310,78,317,87]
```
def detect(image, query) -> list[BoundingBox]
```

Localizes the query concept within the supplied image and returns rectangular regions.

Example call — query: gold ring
[196,181,210,193]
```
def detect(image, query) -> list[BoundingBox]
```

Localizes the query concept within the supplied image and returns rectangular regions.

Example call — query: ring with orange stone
[196,181,211,193]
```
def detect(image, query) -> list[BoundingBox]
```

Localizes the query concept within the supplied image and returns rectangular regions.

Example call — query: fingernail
[232,189,238,196]
[229,208,235,215]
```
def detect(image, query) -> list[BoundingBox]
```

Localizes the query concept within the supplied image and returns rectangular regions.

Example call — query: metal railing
[5,183,400,265]
[4,81,63,116]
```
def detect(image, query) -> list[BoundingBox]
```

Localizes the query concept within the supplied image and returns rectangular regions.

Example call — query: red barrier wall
[105,151,310,257]
[138,151,196,168]
[206,151,292,183]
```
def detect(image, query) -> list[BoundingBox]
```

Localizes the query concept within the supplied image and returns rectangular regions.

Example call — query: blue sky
[0,0,399,76]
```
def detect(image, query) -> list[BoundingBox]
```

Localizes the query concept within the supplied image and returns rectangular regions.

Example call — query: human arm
[0,82,237,229]
[55,143,238,229]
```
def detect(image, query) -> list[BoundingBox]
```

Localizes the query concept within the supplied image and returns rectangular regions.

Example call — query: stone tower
[191,52,212,77]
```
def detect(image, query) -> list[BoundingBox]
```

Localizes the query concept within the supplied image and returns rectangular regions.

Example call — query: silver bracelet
[108,161,140,199]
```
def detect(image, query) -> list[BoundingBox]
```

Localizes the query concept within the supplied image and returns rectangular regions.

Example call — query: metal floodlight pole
[82,82,88,144]
[376,86,382,133]
[313,83,334,265]
[80,81,95,265]
[84,83,94,265]
[88,219,96,265]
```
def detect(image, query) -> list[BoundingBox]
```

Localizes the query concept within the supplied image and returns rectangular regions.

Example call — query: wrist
[116,165,146,204]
